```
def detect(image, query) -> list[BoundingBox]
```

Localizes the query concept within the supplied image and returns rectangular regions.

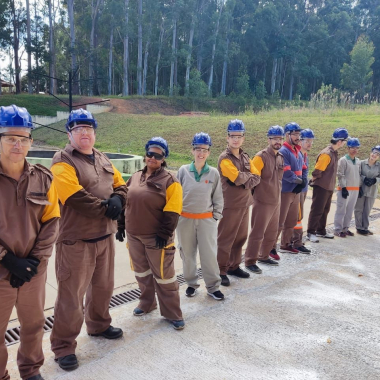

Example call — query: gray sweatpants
[334,190,359,233]
[354,196,376,230]
[177,217,221,293]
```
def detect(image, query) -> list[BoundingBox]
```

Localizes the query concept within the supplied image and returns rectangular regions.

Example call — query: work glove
[300,178,308,189]
[308,179,315,187]
[115,227,125,242]
[294,177,303,185]
[358,187,364,198]
[155,235,167,250]
[101,196,123,220]
[226,179,236,186]
[364,177,377,187]
[1,253,39,282]
[292,184,303,194]
[9,256,41,289]
[341,187,349,199]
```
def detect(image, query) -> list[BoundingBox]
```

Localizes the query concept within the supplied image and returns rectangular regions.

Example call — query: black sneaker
[207,290,225,300]
[356,229,369,235]
[186,287,197,297]
[296,245,311,254]
[245,264,262,274]
[26,375,44,380]
[365,230,374,235]
[220,275,230,287]
[88,325,123,339]
[227,267,250,278]
[257,258,279,265]
[55,354,79,371]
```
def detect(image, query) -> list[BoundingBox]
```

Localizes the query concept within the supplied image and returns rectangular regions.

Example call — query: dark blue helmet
[267,125,284,137]
[65,108,98,132]
[372,145,380,154]
[300,129,315,140]
[227,119,245,133]
[0,104,34,130]
[332,128,349,140]
[192,132,212,146]
[347,137,360,148]
[145,136,169,157]
[284,122,301,134]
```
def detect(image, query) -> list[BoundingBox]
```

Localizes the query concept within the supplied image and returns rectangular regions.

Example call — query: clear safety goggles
[193,147,210,153]
[0,134,32,147]
[228,134,244,140]
[70,126,95,135]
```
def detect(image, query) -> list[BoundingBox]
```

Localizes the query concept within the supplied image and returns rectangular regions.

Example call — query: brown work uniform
[0,162,60,380]
[245,146,284,265]
[119,166,183,321]
[50,144,127,359]
[217,148,260,275]
[307,145,338,235]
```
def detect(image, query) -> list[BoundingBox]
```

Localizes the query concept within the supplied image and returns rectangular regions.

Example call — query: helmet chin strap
[68,132,84,152]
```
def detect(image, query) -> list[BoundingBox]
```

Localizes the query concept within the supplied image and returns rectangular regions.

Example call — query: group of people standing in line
[1,104,379,380]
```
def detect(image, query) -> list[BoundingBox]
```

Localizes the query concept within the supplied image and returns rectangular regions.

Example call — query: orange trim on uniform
[181,211,213,219]
[337,186,360,190]
[294,221,303,230]
[294,170,302,175]
[283,165,291,171]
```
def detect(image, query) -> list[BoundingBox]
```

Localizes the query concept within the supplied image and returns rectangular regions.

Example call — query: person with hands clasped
[217,120,261,287]
[355,145,380,235]
[177,133,224,301]
[0,105,60,380]
[117,137,185,330]
[50,109,127,371]
[333,138,361,237]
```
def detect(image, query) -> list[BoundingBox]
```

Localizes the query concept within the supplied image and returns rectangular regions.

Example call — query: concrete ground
[5,197,380,379]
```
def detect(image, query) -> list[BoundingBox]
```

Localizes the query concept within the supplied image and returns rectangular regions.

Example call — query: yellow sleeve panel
[251,156,264,176]
[220,159,239,182]
[164,182,183,214]
[112,164,126,188]
[314,154,331,171]
[51,162,83,205]
[41,182,61,223]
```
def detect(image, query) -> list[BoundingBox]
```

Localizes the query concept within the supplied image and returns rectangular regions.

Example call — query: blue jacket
[280,142,307,193]
[302,153,309,193]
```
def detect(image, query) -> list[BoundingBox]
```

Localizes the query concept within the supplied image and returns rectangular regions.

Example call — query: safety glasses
[193,147,210,153]
[146,151,164,160]
[0,134,32,147]
[70,126,95,135]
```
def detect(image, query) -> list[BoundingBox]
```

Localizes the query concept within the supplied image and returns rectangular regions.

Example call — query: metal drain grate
[5,269,203,347]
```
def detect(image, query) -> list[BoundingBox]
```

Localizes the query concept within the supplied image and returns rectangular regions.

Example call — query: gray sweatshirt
[177,162,224,220]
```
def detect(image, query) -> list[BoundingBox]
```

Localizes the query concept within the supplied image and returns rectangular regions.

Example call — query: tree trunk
[221,14,232,96]
[169,18,177,97]
[108,25,113,95]
[48,0,56,94]
[89,0,102,96]
[67,0,78,94]
[154,18,164,96]
[10,0,21,94]
[270,58,278,95]
[185,11,196,96]
[207,4,223,96]
[123,0,129,96]
[289,62,294,100]
[196,0,206,72]
[137,0,143,95]
[26,0,32,94]
[142,22,152,95]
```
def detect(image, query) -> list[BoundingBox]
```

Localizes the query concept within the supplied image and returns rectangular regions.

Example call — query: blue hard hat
[300,128,315,139]
[145,136,169,157]
[372,145,380,154]
[65,108,98,132]
[267,125,284,137]
[192,132,212,146]
[0,105,34,129]
[227,119,245,133]
[347,137,360,148]
[332,128,349,140]
[284,122,301,134]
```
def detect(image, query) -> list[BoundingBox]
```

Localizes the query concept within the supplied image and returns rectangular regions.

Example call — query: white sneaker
[316,232,334,239]
[307,233,319,243]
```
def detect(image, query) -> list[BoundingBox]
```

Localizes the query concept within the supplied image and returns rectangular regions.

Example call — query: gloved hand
[292,184,303,194]
[358,187,364,198]
[155,235,167,249]
[364,177,377,187]
[10,274,25,289]
[308,179,315,187]
[300,178,308,188]
[294,177,303,185]
[341,187,349,199]
[226,179,236,186]
[1,253,39,282]
[115,227,125,242]
[101,196,123,220]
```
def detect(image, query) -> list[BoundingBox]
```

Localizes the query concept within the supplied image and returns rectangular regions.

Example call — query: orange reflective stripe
[337,187,360,190]
[294,170,302,175]
[294,221,303,230]
[181,211,213,219]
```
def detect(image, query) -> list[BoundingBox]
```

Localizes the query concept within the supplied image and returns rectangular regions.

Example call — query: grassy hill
[31,105,380,169]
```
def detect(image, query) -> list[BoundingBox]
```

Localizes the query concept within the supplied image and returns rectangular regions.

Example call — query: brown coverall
[245,146,284,265]
[307,145,338,235]
[0,162,60,380]
[50,144,127,359]
[217,148,261,275]
[120,166,183,321]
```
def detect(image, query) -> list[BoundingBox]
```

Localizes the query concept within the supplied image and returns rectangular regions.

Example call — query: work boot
[227,267,250,278]
[88,325,123,339]
[334,231,346,238]
[269,249,281,260]
[55,354,79,371]
[171,320,185,330]
[345,230,354,236]
[258,258,279,265]
[365,229,374,235]
[207,290,225,300]
[356,229,368,235]
[220,275,230,287]
[26,375,44,380]
[296,245,311,254]
[245,264,262,274]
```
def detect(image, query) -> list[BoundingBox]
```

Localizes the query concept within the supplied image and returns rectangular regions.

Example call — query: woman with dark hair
[116,137,185,329]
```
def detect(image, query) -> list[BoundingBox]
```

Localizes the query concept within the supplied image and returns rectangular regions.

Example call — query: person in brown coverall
[0,105,60,380]
[116,137,185,330]
[50,109,127,371]
[307,128,349,243]
[244,126,284,274]
[217,119,261,287]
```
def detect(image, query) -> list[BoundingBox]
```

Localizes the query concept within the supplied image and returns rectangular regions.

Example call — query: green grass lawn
[31,105,380,170]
